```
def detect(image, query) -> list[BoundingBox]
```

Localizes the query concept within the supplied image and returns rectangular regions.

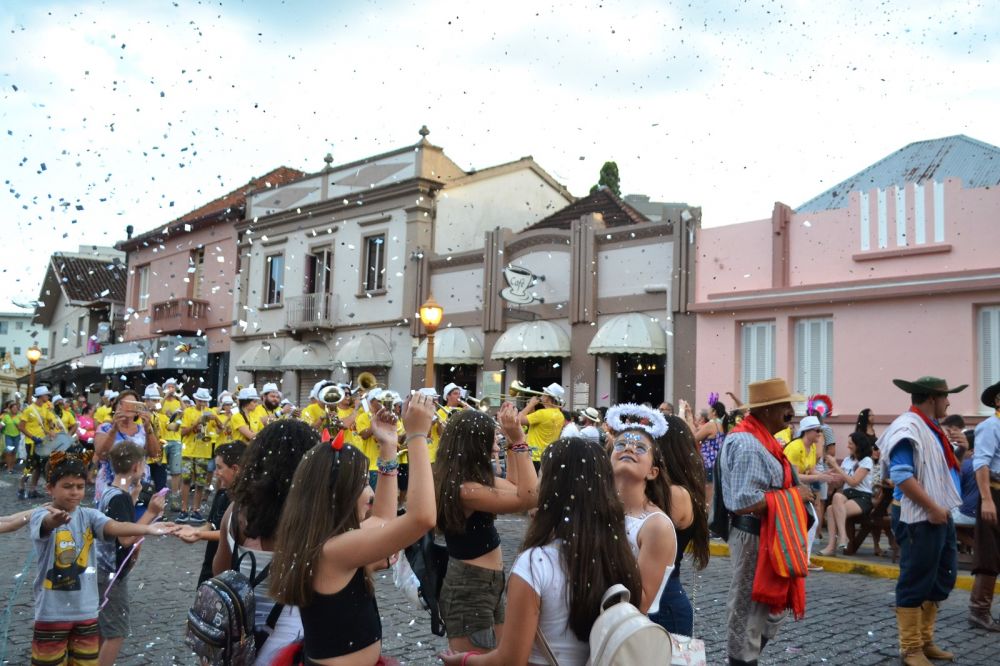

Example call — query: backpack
[586,584,673,666]
[185,506,281,665]
[402,523,449,636]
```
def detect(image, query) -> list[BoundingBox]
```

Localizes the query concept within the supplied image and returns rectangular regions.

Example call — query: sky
[2,0,998,311]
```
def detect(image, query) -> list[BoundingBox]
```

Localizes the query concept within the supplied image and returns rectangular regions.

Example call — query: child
[175,441,246,585]
[96,443,169,666]
[29,451,175,666]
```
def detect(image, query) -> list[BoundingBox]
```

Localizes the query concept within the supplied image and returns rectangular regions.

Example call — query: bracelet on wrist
[404,434,428,446]
[378,469,399,477]
[376,458,400,474]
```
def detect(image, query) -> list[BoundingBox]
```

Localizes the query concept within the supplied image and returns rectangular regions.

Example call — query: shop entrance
[614,354,665,406]
[519,357,563,396]
[436,363,478,400]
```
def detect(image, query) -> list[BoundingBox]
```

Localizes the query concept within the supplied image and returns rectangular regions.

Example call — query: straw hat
[744,378,804,410]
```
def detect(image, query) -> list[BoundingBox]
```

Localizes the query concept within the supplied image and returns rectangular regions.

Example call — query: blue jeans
[893,513,957,608]
[649,574,694,636]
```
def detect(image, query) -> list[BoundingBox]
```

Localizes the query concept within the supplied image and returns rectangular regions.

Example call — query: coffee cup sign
[500,265,544,305]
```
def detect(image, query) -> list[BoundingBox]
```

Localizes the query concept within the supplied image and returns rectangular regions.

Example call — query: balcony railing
[151,298,210,334]
[286,292,337,329]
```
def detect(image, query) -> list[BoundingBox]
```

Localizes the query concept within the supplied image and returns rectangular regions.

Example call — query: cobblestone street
[0,477,996,665]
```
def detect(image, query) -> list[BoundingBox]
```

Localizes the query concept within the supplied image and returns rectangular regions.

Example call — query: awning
[491,321,570,360]
[236,343,282,371]
[282,341,334,370]
[587,313,667,355]
[413,328,484,365]
[334,334,393,368]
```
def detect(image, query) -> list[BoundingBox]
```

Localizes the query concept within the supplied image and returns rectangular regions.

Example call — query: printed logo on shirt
[44,527,94,591]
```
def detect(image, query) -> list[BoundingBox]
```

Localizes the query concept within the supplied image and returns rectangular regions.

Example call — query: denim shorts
[164,440,182,475]
[439,558,505,646]
[4,434,19,453]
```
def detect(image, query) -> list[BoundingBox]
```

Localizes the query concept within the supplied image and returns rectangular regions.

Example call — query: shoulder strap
[534,627,560,666]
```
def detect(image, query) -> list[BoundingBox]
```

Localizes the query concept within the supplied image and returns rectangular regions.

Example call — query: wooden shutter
[795,318,833,411]
[741,321,775,400]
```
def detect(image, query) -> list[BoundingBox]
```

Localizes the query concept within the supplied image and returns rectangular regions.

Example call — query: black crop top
[301,568,381,660]
[445,511,502,560]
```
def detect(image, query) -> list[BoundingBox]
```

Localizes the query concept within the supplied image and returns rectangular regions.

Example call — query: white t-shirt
[560,422,581,439]
[841,456,874,494]
[511,542,589,666]
[579,425,601,442]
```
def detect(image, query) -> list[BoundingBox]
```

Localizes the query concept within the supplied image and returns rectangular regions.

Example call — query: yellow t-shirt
[94,404,113,425]
[775,427,793,445]
[161,397,182,440]
[300,402,325,429]
[336,405,360,447]
[354,411,380,471]
[526,406,564,462]
[56,409,77,433]
[22,403,53,440]
[426,406,455,464]
[181,407,218,459]
[229,409,263,444]
[147,412,169,464]
[784,438,817,474]
[215,410,234,443]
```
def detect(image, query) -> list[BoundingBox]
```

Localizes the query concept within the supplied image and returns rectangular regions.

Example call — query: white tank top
[624,511,676,616]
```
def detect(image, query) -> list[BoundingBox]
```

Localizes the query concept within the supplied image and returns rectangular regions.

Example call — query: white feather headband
[604,403,668,439]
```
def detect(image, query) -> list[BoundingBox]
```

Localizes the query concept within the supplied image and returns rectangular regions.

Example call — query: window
[41,347,48,357]
[265,253,285,305]
[136,265,150,310]
[740,321,775,400]
[306,248,333,295]
[76,315,86,348]
[795,318,833,401]
[15,321,23,330]
[0,321,7,335]
[13,346,21,356]
[981,306,1000,414]
[363,234,386,292]
[0,347,6,358]
[189,249,206,298]
[63,323,70,344]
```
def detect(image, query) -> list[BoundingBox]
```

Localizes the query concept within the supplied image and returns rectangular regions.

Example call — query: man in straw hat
[718,378,814,666]
[878,376,966,664]
[969,380,1000,631]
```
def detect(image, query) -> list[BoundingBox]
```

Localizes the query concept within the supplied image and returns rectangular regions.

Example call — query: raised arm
[368,408,400,523]
[461,402,538,514]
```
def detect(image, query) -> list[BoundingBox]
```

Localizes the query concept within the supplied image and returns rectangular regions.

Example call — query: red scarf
[732,414,807,618]
[909,406,960,472]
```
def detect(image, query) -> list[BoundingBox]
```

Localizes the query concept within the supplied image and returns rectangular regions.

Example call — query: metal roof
[797,134,1000,213]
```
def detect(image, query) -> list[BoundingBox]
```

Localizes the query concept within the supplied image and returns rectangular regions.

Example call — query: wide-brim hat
[193,388,213,402]
[261,383,281,397]
[34,386,51,398]
[892,376,967,396]
[442,383,461,398]
[744,378,805,410]
[237,387,260,401]
[796,415,822,437]
[143,387,162,400]
[543,383,565,404]
[981,381,1000,408]
[579,407,601,422]
[163,378,178,388]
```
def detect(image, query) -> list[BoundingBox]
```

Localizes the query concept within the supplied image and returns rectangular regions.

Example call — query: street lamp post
[26,344,42,398]
[419,295,444,389]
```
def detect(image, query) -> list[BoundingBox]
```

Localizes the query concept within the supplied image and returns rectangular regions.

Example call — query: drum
[38,433,75,456]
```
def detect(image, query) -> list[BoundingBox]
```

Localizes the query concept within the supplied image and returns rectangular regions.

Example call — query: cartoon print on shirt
[44,526,94,591]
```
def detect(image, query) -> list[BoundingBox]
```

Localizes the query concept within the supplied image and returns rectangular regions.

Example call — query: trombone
[481,381,547,402]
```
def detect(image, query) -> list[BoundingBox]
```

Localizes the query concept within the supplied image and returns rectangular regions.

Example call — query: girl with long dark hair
[435,403,538,653]
[442,438,642,666]
[268,393,437,665]
[821,431,876,555]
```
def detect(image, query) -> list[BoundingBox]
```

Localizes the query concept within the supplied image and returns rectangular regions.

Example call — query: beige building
[230,129,575,404]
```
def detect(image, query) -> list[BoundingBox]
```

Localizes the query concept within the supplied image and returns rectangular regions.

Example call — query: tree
[589,161,621,197]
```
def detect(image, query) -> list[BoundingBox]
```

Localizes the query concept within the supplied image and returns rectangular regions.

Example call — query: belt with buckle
[730,513,761,536]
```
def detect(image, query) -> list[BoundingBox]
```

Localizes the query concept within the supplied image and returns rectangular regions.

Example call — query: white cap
[797,415,822,436]
[193,388,213,403]
[163,378,178,388]
[220,395,234,406]
[238,386,260,401]
[261,382,281,397]
[143,386,162,400]
[443,383,461,399]
[367,387,386,403]
[34,386,51,398]
[542,383,565,404]
[52,394,64,403]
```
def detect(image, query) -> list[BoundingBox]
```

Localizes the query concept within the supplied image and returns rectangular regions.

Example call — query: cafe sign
[500,265,544,305]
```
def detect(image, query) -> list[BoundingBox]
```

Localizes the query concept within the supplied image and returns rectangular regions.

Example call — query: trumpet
[509,381,546,398]
[351,371,378,398]
[318,383,346,406]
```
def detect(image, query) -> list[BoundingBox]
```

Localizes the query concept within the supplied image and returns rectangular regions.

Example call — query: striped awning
[414,327,484,365]
[491,320,570,360]
[587,313,667,355]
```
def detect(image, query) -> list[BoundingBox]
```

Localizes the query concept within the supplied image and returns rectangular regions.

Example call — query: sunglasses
[612,439,650,456]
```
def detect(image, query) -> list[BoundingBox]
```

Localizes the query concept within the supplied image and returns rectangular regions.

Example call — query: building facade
[230,129,576,404]
[0,312,43,404]
[31,248,127,398]
[114,167,304,397]
[693,135,1000,447]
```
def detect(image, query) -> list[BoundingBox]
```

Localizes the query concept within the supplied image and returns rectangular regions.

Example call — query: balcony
[151,298,210,334]
[286,292,338,331]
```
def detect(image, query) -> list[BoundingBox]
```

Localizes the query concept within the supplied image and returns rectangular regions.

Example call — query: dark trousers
[649,574,694,636]
[893,513,957,607]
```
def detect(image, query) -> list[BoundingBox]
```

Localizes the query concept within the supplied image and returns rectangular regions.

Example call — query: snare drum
[38,433,75,456]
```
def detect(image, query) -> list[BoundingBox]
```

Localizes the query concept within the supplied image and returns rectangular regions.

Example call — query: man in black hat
[878,376,966,666]
[969,380,1000,631]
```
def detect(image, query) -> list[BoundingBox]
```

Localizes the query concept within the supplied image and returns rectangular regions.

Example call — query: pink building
[113,167,304,394]
[693,135,1000,448]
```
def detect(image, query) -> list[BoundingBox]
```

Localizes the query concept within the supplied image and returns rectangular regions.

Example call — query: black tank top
[301,568,381,659]
[670,524,695,580]
[444,511,501,560]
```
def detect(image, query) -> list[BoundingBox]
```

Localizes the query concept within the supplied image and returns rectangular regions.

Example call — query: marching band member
[256,383,284,426]
[517,383,566,470]
[178,388,221,525]
[300,381,329,430]
[142,385,170,492]
[355,388,391,488]
[442,383,464,414]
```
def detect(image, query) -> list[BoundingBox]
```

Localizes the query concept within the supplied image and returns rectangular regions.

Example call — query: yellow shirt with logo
[784,438,817,474]
[22,403,54,440]
[181,407,218,459]
[526,406,564,462]
[161,397,182,440]
[94,404,113,426]
[300,402,325,430]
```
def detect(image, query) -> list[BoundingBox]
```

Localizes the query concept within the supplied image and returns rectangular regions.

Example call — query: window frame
[359,232,387,295]
[740,320,776,401]
[135,264,150,311]
[794,317,834,410]
[263,252,286,307]
[980,305,1000,415]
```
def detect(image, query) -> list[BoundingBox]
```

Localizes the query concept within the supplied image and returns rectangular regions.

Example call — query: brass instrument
[509,381,546,398]
[352,372,378,398]
[318,383,346,406]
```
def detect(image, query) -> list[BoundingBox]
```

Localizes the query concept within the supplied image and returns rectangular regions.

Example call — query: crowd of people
[1,370,998,665]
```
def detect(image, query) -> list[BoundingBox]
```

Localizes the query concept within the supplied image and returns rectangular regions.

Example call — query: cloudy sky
[2,0,998,311]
